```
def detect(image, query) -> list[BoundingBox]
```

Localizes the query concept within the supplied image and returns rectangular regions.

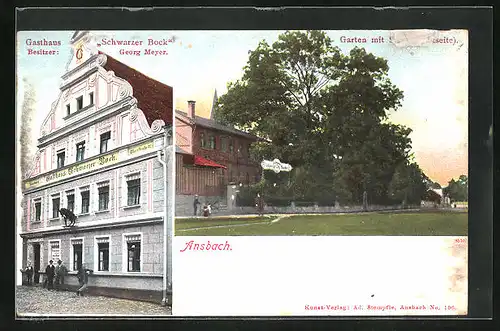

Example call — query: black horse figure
[59,208,77,227]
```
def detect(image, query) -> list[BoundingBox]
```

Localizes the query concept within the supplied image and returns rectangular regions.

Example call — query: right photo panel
[173,29,468,316]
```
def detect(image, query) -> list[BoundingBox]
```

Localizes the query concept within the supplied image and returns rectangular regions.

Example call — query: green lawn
[175,211,468,236]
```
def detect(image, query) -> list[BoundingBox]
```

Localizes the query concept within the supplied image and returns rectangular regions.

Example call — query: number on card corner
[454,238,467,244]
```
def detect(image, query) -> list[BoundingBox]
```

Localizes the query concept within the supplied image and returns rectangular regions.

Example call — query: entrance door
[33,243,40,284]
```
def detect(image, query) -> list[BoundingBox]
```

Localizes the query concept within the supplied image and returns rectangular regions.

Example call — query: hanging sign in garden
[261,159,293,173]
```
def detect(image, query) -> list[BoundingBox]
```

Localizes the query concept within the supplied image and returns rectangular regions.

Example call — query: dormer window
[76,141,85,162]
[56,150,65,169]
[66,104,71,116]
[89,92,94,106]
[76,96,83,110]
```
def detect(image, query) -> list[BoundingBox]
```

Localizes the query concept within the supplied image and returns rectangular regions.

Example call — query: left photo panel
[15,31,174,316]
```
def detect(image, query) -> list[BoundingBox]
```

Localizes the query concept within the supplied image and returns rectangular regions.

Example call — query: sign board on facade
[129,141,155,155]
[24,139,159,190]
[50,241,60,261]
[261,159,293,173]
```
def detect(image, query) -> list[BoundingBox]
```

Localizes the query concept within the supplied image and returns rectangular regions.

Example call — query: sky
[16,30,468,186]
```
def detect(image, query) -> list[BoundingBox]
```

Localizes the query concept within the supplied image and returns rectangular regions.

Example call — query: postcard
[171,29,468,316]
[16,28,468,317]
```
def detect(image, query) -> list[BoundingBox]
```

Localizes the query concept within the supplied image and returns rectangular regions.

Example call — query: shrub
[264,197,293,207]
[294,201,316,207]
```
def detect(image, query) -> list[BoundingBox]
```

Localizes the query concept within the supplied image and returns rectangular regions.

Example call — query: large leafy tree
[216,30,414,203]
[388,162,428,206]
[443,175,468,202]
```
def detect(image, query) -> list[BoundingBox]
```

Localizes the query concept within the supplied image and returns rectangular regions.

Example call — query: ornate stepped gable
[23,40,173,181]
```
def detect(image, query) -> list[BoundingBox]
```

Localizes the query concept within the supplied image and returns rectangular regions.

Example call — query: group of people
[193,195,212,217]
[43,259,68,290]
[21,259,94,296]
[193,193,265,216]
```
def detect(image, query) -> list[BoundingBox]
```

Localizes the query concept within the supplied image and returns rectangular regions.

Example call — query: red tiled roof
[99,51,173,125]
[193,155,227,169]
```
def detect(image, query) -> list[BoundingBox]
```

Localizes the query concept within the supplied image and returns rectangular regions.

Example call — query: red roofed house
[19,31,173,305]
[175,98,261,216]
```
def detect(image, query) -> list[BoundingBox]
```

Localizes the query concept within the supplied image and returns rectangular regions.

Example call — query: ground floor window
[124,233,142,272]
[94,236,111,272]
[98,243,109,271]
[71,240,83,271]
[127,242,141,272]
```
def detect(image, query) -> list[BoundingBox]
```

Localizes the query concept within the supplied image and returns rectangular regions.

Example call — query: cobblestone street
[16,286,171,316]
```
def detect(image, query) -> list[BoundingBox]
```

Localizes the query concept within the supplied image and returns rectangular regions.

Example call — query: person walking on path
[45,260,55,290]
[76,264,93,296]
[255,193,265,216]
[54,260,68,291]
[193,195,201,216]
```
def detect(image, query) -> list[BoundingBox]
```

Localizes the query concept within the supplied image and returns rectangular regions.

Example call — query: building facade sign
[261,159,293,173]
[24,138,159,190]
[50,241,61,261]
[129,140,155,155]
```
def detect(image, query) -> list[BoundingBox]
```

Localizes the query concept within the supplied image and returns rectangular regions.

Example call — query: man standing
[55,260,67,290]
[45,260,55,290]
[76,264,93,296]
[255,193,264,216]
[193,195,201,216]
[25,262,33,286]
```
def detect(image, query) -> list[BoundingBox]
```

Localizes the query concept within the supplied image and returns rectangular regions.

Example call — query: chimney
[187,100,196,118]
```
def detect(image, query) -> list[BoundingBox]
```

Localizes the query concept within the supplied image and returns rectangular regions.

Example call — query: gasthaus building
[20,31,173,303]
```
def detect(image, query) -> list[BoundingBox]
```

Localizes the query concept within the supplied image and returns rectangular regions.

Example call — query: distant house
[174,99,261,215]
[431,188,443,198]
